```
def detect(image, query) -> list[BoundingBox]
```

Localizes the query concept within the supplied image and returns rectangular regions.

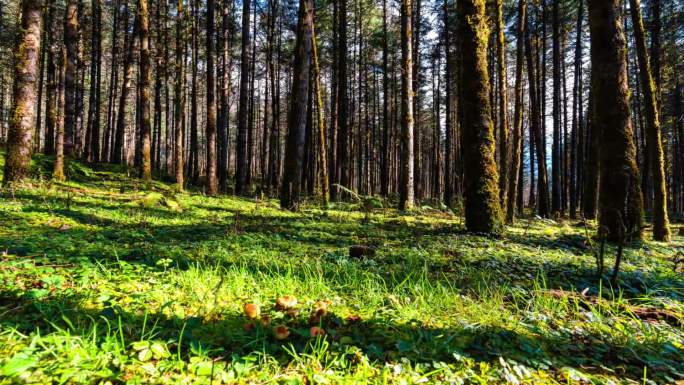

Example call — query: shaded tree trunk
[588,0,643,241]
[63,0,79,156]
[495,0,509,212]
[174,0,185,189]
[507,0,526,223]
[281,0,313,210]
[206,0,218,194]
[235,0,251,195]
[3,0,43,186]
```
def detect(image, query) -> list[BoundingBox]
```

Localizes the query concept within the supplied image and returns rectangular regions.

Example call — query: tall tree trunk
[3,0,43,186]
[113,11,140,164]
[551,0,561,214]
[86,0,102,162]
[138,0,152,181]
[495,0,509,212]
[628,0,670,241]
[45,0,58,155]
[235,0,251,194]
[174,0,185,189]
[398,0,415,210]
[312,17,329,203]
[281,0,313,210]
[457,0,503,233]
[525,6,550,217]
[54,48,66,180]
[218,0,232,192]
[206,0,218,194]
[412,0,422,201]
[63,0,79,157]
[507,0,526,223]
[443,0,454,207]
[104,0,122,163]
[188,0,199,182]
[570,0,583,218]
[588,0,643,241]
[380,0,390,197]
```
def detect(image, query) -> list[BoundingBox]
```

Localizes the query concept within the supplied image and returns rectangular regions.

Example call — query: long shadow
[3,193,683,303]
[0,283,681,383]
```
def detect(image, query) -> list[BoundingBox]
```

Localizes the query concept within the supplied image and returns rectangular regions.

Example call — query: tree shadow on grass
[0,283,681,383]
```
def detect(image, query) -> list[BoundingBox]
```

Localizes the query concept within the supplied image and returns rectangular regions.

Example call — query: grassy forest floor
[0,154,683,385]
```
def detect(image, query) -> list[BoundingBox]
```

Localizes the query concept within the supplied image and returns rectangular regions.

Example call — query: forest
[0,0,683,383]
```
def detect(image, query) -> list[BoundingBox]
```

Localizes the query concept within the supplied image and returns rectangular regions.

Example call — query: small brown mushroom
[309,326,326,338]
[273,325,290,340]
[243,303,260,320]
[275,295,298,310]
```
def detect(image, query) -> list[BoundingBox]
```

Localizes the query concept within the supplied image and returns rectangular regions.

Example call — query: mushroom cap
[244,303,261,320]
[275,295,298,310]
[243,322,255,331]
[273,325,290,340]
[260,314,272,327]
[309,326,326,338]
[313,301,329,316]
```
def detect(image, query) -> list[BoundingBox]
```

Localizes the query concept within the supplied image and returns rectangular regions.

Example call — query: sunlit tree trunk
[457,0,502,232]
[138,0,152,181]
[628,0,670,241]
[398,0,415,210]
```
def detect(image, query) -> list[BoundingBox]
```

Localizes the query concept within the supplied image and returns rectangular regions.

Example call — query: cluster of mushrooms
[243,295,329,340]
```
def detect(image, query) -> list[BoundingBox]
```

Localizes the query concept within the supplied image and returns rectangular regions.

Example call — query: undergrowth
[0,154,682,384]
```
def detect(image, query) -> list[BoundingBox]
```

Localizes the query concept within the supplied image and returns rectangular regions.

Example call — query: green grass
[0,154,683,384]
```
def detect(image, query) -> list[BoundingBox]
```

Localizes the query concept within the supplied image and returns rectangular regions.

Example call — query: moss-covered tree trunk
[398,0,415,211]
[280,0,313,210]
[3,0,43,186]
[457,0,503,233]
[588,0,643,241]
[138,0,152,182]
[628,0,670,241]
[506,0,526,223]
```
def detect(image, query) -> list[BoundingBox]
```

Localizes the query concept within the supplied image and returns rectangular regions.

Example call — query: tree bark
[3,0,43,186]
[63,0,79,157]
[281,0,313,210]
[173,0,185,189]
[628,0,670,241]
[206,0,218,194]
[588,0,644,241]
[398,0,415,210]
[457,0,502,232]
[495,0,509,212]
[235,0,251,195]
[507,0,526,223]
[138,0,152,181]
